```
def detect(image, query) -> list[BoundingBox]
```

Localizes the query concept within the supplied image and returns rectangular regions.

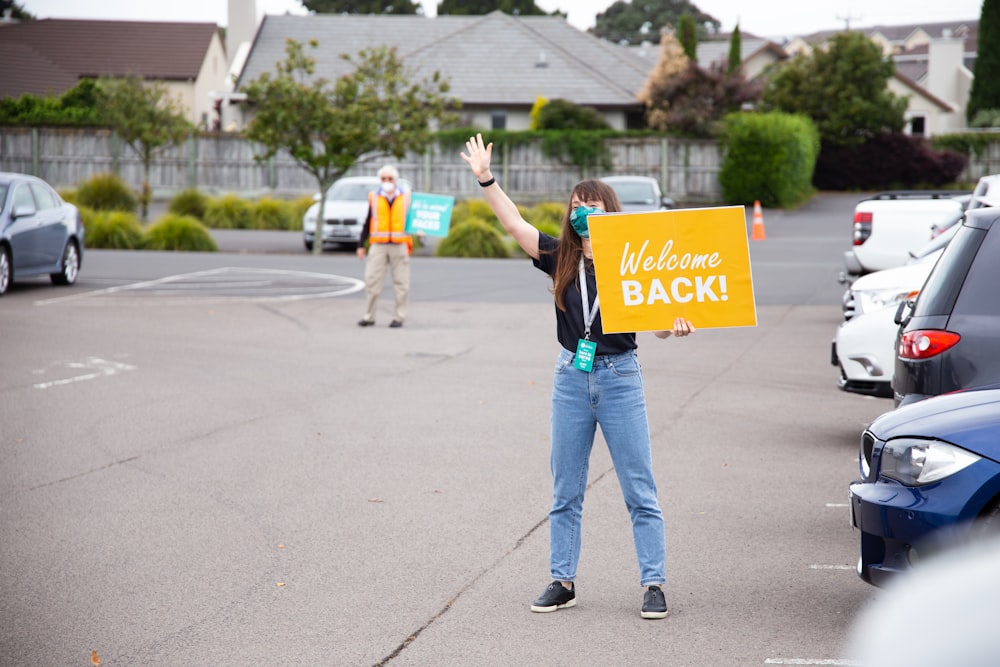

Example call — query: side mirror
[12,204,37,219]
[661,197,675,209]
[894,299,913,326]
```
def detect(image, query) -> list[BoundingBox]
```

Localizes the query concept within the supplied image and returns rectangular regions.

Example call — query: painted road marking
[35,267,365,305]
[33,357,137,390]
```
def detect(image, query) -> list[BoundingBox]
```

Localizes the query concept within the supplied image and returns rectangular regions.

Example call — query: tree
[96,76,194,221]
[592,0,720,45]
[0,0,34,19]
[967,0,1000,124]
[643,61,761,137]
[762,31,906,147]
[241,38,455,254]
[727,24,742,74]
[436,0,549,16]
[677,13,697,60]
[301,0,420,13]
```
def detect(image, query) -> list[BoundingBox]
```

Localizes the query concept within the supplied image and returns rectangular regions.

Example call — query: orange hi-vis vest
[367,189,412,253]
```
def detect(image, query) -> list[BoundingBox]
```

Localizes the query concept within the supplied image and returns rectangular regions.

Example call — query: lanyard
[579,258,600,340]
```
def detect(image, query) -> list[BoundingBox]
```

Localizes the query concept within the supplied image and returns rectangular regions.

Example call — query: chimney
[227,0,257,67]
[927,33,965,109]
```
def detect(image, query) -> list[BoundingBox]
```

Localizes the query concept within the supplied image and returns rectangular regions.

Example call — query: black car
[893,206,1000,406]
[0,171,84,296]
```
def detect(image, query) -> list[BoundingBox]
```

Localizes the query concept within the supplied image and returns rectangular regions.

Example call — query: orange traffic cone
[751,200,767,240]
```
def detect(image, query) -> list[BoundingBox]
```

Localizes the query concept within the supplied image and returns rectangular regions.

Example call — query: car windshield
[612,183,655,205]
[327,181,375,201]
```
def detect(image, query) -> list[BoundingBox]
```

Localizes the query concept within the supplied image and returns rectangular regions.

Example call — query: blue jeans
[548,348,666,587]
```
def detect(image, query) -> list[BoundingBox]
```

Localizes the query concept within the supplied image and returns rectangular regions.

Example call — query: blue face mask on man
[570,205,604,238]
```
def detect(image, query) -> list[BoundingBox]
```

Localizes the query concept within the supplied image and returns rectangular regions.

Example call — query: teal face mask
[570,205,604,238]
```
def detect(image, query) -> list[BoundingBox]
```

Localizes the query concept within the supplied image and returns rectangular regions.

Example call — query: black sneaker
[641,585,668,619]
[358,319,375,327]
[530,581,576,613]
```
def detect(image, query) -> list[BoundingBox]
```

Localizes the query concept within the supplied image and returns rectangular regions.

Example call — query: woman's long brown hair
[546,179,622,311]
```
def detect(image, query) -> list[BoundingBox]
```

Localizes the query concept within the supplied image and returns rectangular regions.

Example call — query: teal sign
[405,193,454,238]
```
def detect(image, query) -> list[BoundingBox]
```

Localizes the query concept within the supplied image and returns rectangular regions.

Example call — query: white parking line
[33,357,137,390]
[826,503,849,508]
[809,564,855,570]
[35,267,365,305]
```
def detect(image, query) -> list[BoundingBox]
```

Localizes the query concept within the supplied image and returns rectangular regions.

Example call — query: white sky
[20,0,983,40]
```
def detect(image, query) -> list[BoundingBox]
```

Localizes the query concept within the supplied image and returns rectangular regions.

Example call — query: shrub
[287,195,315,227]
[814,133,968,190]
[536,98,611,130]
[142,214,218,251]
[75,173,138,213]
[250,196,296,230]
[719,112,819,207]
[203,193,253,229]
[453,199,501,233]
[436,218,509,258]
[168,188,209,220]
[85,210,144,249]
[528,202,565,229]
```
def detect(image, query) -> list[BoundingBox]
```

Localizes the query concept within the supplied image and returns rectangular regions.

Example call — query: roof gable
[0,19,221,98]
[236,11,648,109]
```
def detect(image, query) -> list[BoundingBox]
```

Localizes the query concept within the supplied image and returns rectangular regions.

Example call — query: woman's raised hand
[460,133,493,180]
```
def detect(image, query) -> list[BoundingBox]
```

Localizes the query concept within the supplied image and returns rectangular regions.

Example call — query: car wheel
[0,245,11,296]
[50,241,80,286]
[304,240,314,251]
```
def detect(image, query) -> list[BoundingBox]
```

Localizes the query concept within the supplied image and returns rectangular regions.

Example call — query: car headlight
[880,438,980,486]
[854,288,918,315]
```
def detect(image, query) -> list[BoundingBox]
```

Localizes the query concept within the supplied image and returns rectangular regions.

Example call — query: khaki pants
[363,242,410,323]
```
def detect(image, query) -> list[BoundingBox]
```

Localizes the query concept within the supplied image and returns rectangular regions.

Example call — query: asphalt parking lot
[1,193,892,666]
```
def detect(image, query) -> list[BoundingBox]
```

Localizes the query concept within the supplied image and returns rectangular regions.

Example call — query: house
[233,11,652,131]
[0,18,229,127]
[629,31,788,81]
[783,20,978,136]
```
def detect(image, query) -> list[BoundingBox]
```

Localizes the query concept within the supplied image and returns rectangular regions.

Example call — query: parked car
[302,176,411,252]
[893,206,1000,406]
[839,175,1000,285]
[832,254,939,398]
[0,171,84,296]
[600,176,674,212]
[850,383,1000,587]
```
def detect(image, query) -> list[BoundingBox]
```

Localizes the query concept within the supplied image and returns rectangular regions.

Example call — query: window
[12,184,35,211]
[29,182,58,210]
[909,116,926,137]
[490,111,506,130]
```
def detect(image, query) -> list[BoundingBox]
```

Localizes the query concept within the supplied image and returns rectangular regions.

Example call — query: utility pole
[836,11,863,30]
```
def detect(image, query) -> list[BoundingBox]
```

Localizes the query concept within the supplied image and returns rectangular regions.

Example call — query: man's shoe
[389,320,403,328]
[358,319,375,327]
[641,585,668,619]
[530,581,575,613]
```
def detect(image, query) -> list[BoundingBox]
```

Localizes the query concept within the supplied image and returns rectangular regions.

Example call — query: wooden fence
[0,127,723,204]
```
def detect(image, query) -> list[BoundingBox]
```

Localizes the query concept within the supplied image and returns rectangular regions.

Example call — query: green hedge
[143,214,218,252]
[719,112,820,208]
[84,209,145,249]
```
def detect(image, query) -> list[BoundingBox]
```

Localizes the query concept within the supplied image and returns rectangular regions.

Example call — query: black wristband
[478,177,496,188]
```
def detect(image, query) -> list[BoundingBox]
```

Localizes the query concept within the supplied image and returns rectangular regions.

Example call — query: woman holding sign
[461,133,694,620]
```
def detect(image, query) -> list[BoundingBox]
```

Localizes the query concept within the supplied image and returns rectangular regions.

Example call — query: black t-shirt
[532,232,637,356]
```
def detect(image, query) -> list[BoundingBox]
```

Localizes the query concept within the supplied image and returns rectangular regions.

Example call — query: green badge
[574,338,597,372]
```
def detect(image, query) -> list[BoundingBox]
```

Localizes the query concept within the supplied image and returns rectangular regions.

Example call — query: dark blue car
[850,383,1000,587]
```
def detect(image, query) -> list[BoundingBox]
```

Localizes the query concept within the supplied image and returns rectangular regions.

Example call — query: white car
[833,255,938,398]
[600,176,675,212]
[302,176,411,252]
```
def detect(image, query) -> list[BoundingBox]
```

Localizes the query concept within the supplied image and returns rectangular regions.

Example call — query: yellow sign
[588,206,757,332]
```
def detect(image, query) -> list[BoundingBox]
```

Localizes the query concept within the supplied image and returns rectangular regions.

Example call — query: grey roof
[695,37,787,70]
[0,19,221,99]
[236,11,651,109]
